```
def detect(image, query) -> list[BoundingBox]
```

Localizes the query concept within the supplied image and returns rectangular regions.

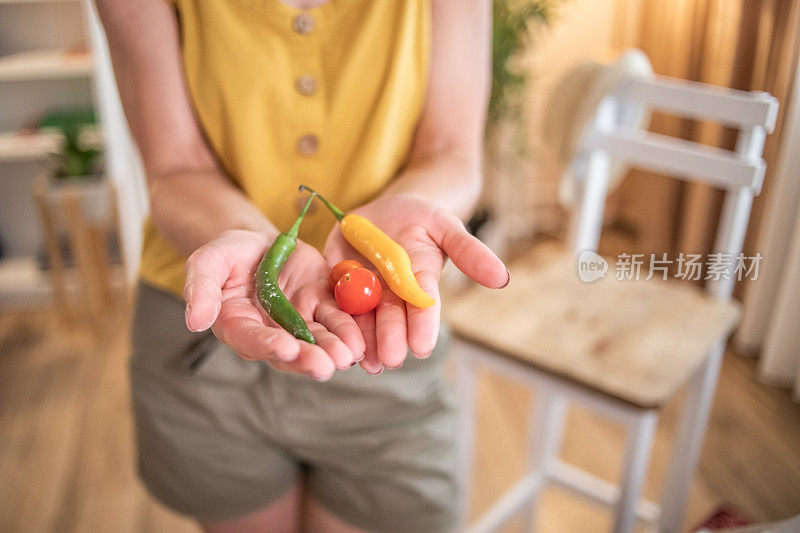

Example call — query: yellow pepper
[300,186,436,308]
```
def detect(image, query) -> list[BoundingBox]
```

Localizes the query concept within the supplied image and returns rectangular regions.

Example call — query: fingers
[405,252,442,358]
[307,323,355,372]
[293,281,365,366]
[184,230,272,332]
[375,289,408,368]
[283,341,338,382]
[212,298,338,381]
[216,317,339,381]
[355,311,381,374]
[430,210,509,289]
[212,314,301,363]
[314,302,365,365]
[184,245,229,332]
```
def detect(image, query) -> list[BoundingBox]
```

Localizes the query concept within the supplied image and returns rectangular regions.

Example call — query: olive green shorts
[129,282,460,532]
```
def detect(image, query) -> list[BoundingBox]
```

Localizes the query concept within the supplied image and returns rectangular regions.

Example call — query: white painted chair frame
[456,75,778,533]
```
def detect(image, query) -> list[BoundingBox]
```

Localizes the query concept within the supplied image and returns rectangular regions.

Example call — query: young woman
[95,0,508,531]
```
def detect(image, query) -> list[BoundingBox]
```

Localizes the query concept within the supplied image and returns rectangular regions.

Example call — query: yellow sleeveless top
[139,0,431,296]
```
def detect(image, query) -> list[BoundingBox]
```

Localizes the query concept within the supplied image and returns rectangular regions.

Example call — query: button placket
[292,13,323,160]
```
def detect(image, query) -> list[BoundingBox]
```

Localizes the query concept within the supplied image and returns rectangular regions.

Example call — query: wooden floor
[1,309,799,532]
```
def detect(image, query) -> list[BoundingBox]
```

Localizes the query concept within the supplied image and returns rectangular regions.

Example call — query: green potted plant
[481,0,558,255]
[34,108,120,321]
[489,0,554,127]
[42,109,103,181]
[37,109,110,222]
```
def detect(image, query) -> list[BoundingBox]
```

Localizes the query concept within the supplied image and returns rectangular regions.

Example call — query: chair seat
[444,246,740,408]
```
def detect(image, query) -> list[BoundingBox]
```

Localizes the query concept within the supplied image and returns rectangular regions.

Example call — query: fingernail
[356,353,366,362]
[198,302,220,332]
[367,365,384,375]
[413,351,432,359]
[184,285,193,304]
[501,269,511,288]
[315,373,333,382]
[185,305,197,331]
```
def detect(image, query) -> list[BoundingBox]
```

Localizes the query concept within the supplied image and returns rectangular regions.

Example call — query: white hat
[542,48,654,207]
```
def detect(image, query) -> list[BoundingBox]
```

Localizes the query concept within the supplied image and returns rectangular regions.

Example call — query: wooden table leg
[63,192,104,332]
[33,182,73,324]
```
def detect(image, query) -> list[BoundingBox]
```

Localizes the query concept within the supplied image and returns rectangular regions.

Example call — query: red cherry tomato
[334,267,382,315]
[329,260,364,291]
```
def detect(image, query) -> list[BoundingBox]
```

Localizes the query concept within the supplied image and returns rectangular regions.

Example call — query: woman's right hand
[183,230,366,381]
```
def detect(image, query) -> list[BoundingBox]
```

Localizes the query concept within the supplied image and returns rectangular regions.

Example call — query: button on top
[297,134,319,156]
[292,13,314,34]
[295,75,317,96]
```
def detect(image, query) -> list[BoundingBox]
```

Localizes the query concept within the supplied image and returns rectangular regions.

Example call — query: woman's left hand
[185,230,366,381]
[323,194,509,374]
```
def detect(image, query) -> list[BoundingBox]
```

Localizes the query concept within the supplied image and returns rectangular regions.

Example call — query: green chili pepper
[254,193,317,344]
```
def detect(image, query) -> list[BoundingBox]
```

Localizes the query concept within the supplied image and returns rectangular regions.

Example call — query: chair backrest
[569,74,779,303]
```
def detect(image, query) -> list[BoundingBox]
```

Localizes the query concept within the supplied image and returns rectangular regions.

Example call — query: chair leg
[613,410,658,533]
[520,389,567,532]
[456,343,477,529]
[658,342,725,532]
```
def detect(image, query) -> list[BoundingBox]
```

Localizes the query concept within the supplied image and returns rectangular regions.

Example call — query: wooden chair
[448,75,779,532]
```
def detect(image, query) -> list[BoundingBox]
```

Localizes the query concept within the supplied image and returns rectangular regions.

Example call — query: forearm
[380,0,490,221]
[95,0,276,255]
[381,148,482,221]
[149,170,277,256]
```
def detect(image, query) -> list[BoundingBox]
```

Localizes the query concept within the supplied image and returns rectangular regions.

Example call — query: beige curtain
[602,0,800,289]
[736,49,800,400]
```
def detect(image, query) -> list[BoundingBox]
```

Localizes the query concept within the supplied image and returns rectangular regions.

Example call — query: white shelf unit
[0,49,92,82]
[0,0,101,309]
[0,126,102,163]
[0,256,125,311]
[0,131,60,162]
